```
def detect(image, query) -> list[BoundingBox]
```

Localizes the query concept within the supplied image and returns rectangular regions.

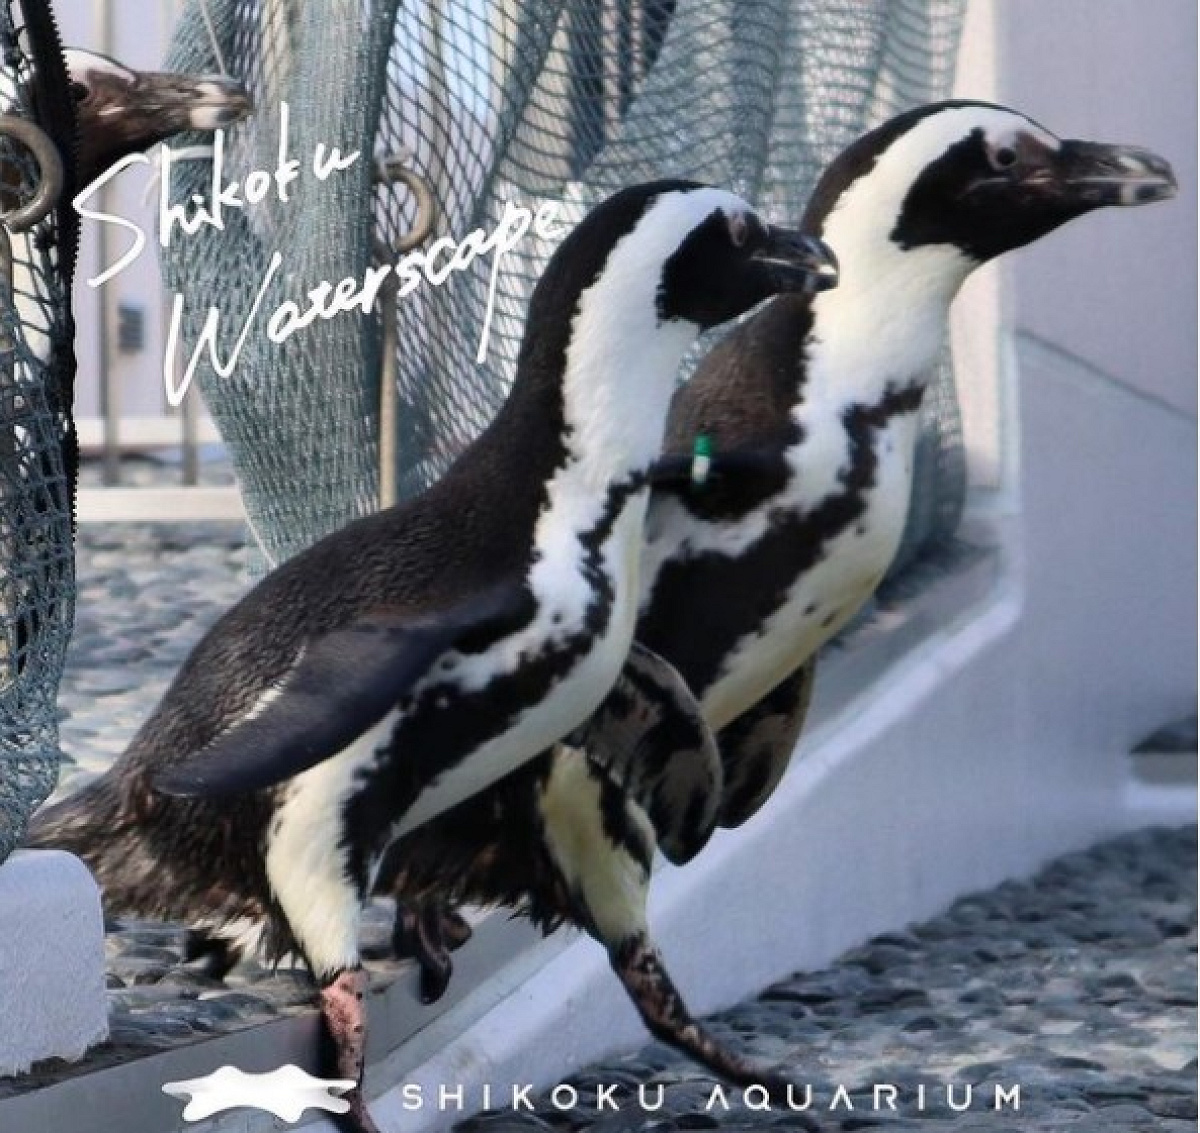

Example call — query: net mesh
[0,1,79,863]
[163,0,966,570]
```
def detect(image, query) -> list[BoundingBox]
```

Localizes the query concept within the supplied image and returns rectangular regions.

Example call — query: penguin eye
[727,211,749,248]
[991,145,1018,171]
[69,81,89,103]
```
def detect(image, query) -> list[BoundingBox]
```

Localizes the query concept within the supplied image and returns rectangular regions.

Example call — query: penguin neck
[797,172,978,413]
[803,228,975,413]
[557,306,696,495]
[507,263,698,498]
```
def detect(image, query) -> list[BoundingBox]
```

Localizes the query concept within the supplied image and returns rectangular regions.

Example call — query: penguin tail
[25,776,121,861]
[23,776,150,916]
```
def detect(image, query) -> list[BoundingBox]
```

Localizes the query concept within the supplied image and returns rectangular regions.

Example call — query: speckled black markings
[27,179,719,971]
[639,380,925,701]
[716,662,815,829]
[15,531,1194,1130]
[379,758,575,938]
[569,643,721,864]
[342,471,648,891]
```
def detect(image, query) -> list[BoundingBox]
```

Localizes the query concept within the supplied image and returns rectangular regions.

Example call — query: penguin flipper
[154,581,530,798]
[716,660,816,828]
[647,445,790,493]
[570,641,722,865]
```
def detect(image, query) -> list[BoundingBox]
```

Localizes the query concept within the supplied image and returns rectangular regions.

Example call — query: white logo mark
[162,1064,356,1122]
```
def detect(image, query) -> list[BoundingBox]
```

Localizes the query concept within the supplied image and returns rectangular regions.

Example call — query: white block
[0,850,108,1077]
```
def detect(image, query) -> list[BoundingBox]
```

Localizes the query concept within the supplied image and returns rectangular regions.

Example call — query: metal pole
[375,161,435,511]
[163,0,200,486]
[94,0,120,485]
[0,224,15,687]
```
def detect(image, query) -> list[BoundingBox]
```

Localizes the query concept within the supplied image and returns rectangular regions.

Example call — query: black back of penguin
[29,180,834,933]
[130,182,805,778]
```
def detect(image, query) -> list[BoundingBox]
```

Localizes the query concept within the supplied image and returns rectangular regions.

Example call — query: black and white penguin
[10,50,251,368]
[382,101,1177,1088]
[29,181,834,1133]
[63,48,252,186]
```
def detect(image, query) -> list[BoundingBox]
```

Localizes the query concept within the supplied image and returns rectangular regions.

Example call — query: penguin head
[649,186,839,328]
[64,49,252,186]
[805,101,1176,280]
[530,180,837,352]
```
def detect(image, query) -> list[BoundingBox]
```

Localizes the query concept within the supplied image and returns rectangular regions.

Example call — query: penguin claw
[182,929,239,980]
[441,907,473,951]
[330,1100,382,1133]
[391,898,470,1003]
[418,955,452,1005]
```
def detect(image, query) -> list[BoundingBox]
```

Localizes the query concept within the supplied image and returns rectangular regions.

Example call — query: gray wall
[997,0,1197,734]
[1000,0,1197,418]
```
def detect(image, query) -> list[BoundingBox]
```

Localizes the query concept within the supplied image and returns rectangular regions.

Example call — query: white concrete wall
[0,853,107,1076]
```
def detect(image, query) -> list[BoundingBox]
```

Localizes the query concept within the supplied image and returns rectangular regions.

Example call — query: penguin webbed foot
[391,898,472,1004]
[318,967,380,1133]
[182,930,240,980]
[612,932,820,1126]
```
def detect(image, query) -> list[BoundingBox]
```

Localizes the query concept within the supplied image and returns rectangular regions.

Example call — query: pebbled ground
[454,825,1196,1133]
[12,512,1196,1133]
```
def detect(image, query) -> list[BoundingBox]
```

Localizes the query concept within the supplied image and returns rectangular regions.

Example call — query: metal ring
[0,115,62,234]
[376,155,436,253]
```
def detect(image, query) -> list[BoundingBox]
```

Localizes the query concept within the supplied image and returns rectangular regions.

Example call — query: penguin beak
[752,228,839,294]
[74,65,253,187]
[132,71,253,131]
[1036,140,1177,209]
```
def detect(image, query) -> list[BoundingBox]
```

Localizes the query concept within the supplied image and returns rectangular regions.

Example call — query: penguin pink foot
[611,932,817,1127]
[319,968,380,1133]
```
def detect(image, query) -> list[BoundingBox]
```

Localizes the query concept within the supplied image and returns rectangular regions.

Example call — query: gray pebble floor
[454,824,1196,1133]
[23,508,1199,1133]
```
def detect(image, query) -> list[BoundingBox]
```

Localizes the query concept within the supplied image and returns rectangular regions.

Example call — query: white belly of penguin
[265,493,649,928]
[700,414,917,731]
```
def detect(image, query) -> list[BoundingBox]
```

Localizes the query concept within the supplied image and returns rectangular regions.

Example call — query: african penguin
[379,101,1177,1089]
[28,181,835,1133]
[9,50,251,366]
[64,48,252,187]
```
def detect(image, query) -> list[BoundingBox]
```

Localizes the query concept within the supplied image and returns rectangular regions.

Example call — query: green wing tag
[691,433,713,486]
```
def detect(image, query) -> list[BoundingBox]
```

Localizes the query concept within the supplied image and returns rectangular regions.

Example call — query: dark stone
[842,945,914,974]
[1043,1055,1106,1072]
[1080,1083,1151,1104]
[898,1015,940,1033]
[1145,1094,1199,1120]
